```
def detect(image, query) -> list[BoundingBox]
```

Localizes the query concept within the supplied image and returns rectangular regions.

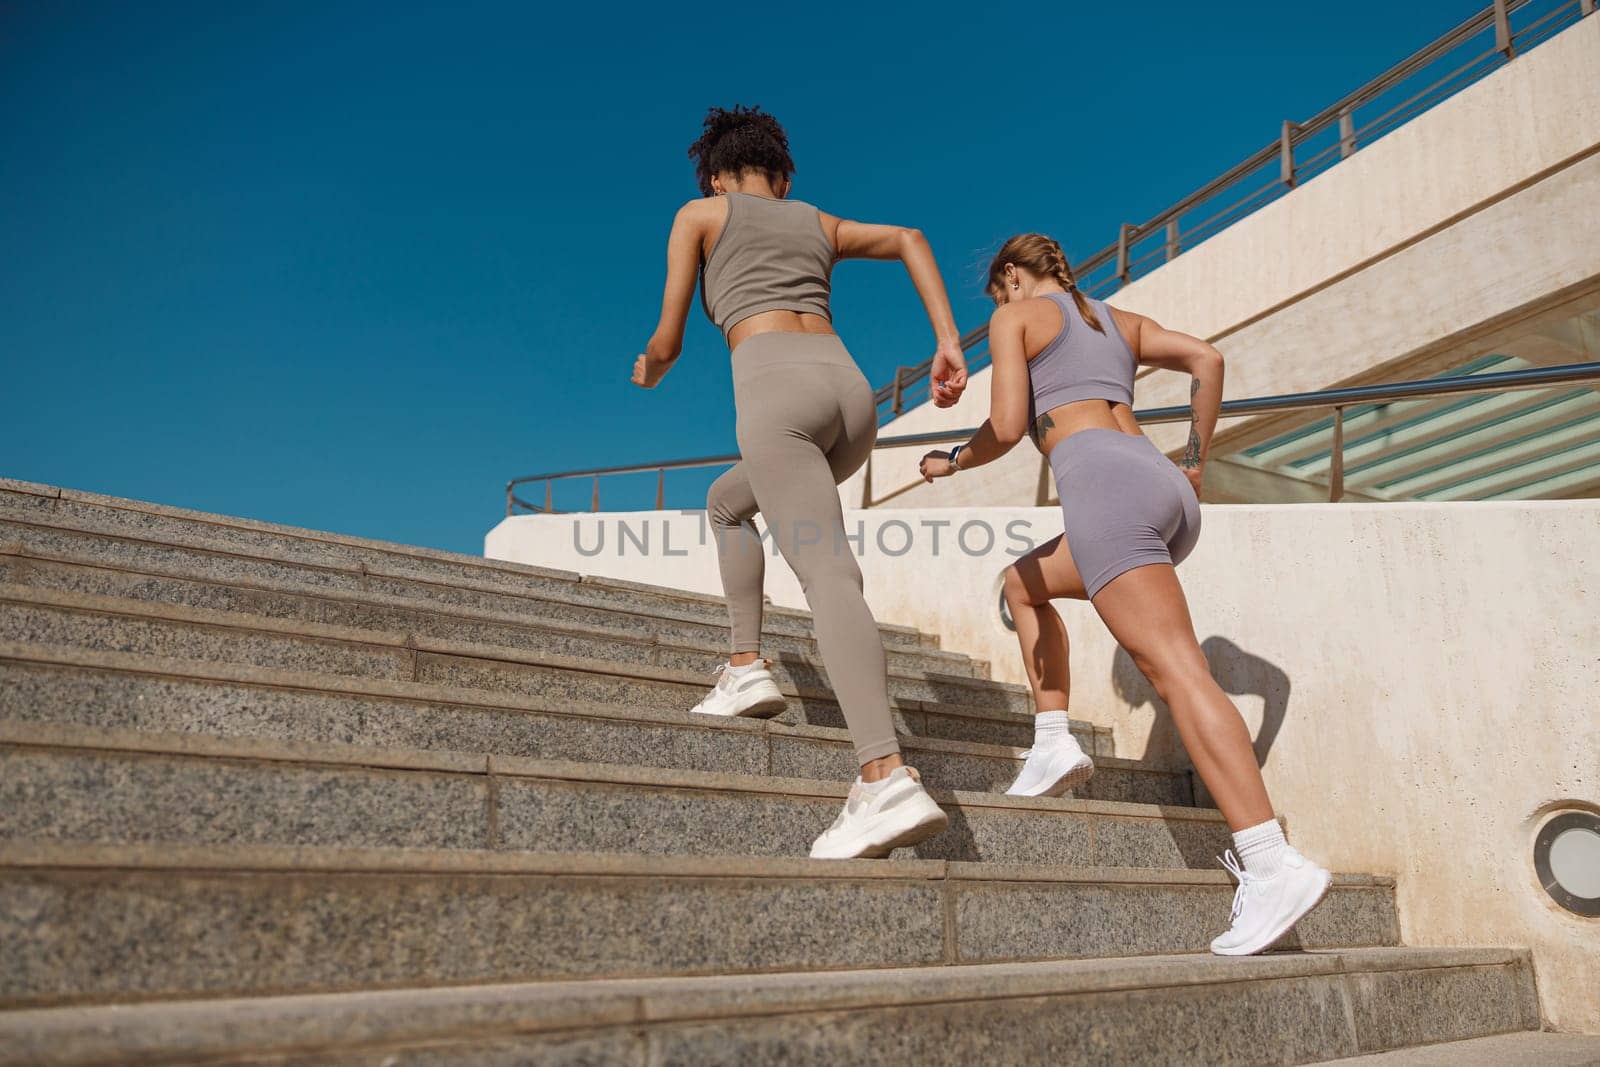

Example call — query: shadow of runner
[1111,636,1291,771]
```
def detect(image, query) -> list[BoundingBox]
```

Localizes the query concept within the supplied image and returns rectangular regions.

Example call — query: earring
[1011,281,1020,290]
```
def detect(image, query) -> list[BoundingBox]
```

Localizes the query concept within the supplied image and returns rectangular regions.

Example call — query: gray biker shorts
[1049,429,1202,599]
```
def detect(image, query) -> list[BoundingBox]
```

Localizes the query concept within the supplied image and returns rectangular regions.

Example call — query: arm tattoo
[1030,411,1056,448]
[1181,379,1203,469]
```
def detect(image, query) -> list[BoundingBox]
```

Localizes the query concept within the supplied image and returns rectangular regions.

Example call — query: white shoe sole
[1005,752,1097,798]
[690,687,788,719]
[1211,867,1334,956]
[810,797,949,860]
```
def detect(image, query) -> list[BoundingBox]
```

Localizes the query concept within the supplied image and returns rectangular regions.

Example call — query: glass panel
[1213,307,1600,502]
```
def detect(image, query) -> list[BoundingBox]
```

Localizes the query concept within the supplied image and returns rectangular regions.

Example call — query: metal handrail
[507,362,1600,513]
[870,0,1590,420]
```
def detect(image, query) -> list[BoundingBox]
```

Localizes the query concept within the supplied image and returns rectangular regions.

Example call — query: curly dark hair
[686,105,796,197]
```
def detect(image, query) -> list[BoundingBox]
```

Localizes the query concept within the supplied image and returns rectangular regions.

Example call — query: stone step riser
[0,859,1400,1008]
[0,552,982,694]
[0,531,984,679]
[0,490,935,651]
[204,963,1544,1067]
[0,949,1541,1067]
[0,657,1181,806]
[0,597,1044,745]
[414,648,1039,736]
[0,743,1230,867]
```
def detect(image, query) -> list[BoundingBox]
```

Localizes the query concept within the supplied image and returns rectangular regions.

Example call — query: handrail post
[1280,120,1298,188]
[655,468,665,510]
[1492,0,1514,57]
[860,455,873,509]
[591,475,600,513]
[544,480,553,513]
[892,367,906,416]
[1339,107,1356,159]
[1164,219,1180,263]
[1584,0,1595,17]
[506,484,515,517]
[1116,224,1132,283]
[1329,406,1346,503]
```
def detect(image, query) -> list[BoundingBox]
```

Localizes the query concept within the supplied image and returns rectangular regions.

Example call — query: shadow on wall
[1111,636,1291,772]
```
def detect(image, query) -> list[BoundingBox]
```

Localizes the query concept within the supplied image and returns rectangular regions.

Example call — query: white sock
[857,772,895,795]
[725,658,762,676]
[1032,710,1074,748]
[1233,818,1288,878]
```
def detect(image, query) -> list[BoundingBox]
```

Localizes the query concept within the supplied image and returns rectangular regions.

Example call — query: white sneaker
[809,767,949,860]
[1005,735,1096,797]
[1210,847,1333,956]
[689,660,787,719]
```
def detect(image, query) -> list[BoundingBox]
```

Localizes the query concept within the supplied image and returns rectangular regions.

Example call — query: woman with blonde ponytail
[918,233,1333,957]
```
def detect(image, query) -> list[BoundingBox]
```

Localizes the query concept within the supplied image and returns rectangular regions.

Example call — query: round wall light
[1535,810,1600,918]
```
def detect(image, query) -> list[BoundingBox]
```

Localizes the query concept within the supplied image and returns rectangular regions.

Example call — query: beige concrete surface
[856,14,1600,503]
[489,499,1600,1030]
[1111,12,1600,345]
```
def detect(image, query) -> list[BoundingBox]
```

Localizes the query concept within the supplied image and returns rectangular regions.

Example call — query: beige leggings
[705,331,900,765]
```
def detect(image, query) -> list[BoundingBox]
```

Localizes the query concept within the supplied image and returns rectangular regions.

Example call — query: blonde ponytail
[987,233,1105,334]
[1042,236,1103,335]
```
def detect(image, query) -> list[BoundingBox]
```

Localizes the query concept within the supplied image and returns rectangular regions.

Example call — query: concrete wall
[857,14,1600,504]
[488,499,1600,1031]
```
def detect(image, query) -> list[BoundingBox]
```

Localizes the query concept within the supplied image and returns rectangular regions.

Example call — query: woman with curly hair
[918,234,1332,955]
[631,105,967,859]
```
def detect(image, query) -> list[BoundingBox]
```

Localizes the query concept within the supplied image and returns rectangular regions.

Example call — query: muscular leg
[705,463,765,664]
[1090,563,1274,830]
[1001,534,1087,715]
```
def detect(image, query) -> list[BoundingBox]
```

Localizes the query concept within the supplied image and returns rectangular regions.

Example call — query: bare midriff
[727,310,836,351]
[1031,398,1143,456]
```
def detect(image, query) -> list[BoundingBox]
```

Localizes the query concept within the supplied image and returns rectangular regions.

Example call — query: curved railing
[507,362,1600,513]
[869,0,1592,421]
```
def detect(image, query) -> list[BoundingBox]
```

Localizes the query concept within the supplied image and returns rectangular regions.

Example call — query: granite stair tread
[0,583,1061,748]
[1321,1030,1600,1065]
[0,478,942,651]
[0,839,1401,1006]
[0,640,1180,803]
[0,718,1228,866]
[0,947,1537,1067]
[0,532,990,679]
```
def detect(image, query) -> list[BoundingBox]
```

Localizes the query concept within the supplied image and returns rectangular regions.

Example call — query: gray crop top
[700,192,835,342]
[1027,292,1138,425]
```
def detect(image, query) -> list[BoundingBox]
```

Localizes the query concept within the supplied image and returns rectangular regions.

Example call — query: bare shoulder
[988,301,1028,333]
[814,207,843,245]
[1105,302,1145,349]
[990,297,1063,339]
[675,197,724,225]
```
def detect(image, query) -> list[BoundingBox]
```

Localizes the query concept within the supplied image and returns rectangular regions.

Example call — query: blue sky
[1,0,1488,554]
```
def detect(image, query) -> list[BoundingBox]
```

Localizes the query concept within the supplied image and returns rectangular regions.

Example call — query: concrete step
[0,584,1057,749]
[0,523,990,680]
[0,948,1539,1067]
[0,720,1229,867]
[0,643,1181,805]
[1325,1031,1600,1065]
[0,479,943,654]
[0,540,991,696]
[0,841,1401,1009]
